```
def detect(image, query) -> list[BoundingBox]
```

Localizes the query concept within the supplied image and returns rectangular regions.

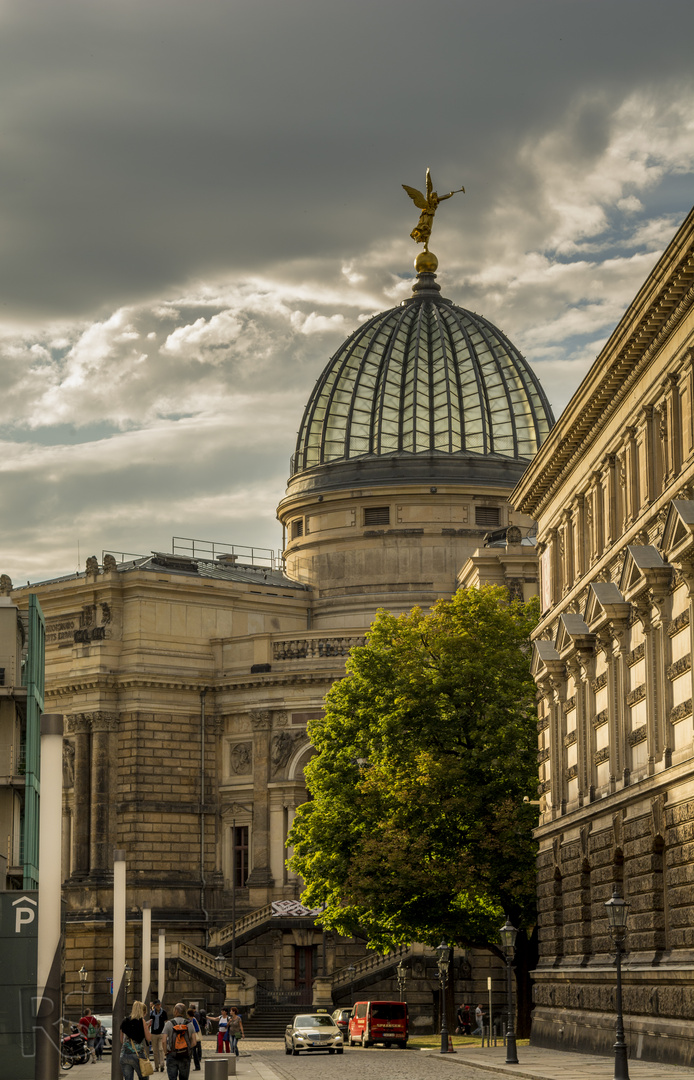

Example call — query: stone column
[246,710,274,902]
[90,713,118,880]
[68,714,91,879]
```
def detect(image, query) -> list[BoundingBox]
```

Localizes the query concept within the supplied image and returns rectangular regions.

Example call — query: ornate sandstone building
[5,234,553,1027]
[513,208,694,1066]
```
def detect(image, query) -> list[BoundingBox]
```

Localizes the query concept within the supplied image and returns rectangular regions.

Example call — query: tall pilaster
[246,709,275,900]
[68,714,91,879]
[89,713,118,879]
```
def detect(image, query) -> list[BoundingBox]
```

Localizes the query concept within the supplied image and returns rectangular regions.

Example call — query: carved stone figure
[86,555,100,578]
[62,740,75,787]
[230,742,252,775]
[271,731,301,773]
[103,554,118,572]
[0,574,12,595]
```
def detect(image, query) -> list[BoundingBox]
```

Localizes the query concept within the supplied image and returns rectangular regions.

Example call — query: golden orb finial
[415,250,438,274]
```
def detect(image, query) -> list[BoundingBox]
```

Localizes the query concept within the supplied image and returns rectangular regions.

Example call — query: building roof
[292,269,554,479]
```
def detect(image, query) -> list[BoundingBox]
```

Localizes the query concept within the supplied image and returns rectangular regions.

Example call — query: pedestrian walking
[119,1000,152,1080]
[78,1007,100,1063]
[227,1007,244,1057]
[473,1003,484,1038]
[149,1001,168,1072]
[186,1007,202,1071]
[162,1003,196,1080]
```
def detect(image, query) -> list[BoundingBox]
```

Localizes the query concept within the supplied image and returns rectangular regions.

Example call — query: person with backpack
[79,1008,100,1063]
[162,1002,196,1079]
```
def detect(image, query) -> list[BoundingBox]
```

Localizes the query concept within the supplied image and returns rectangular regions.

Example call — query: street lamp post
[499,917,518,1064]
[79,966,88,1018]
[396,960,408,1003]
[436,940,450,1055]
[605,886,630,1080]
[124,963,132,1015]
[215,953,226,1009]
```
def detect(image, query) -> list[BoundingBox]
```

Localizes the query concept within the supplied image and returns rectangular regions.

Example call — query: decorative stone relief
[668,609,690,637]
[270,731,305,774]
[628,725,647,746]
[667,655,691,681]
[626,642,645,666]
[592,709,609,728]
[230,742,252,775]
[626,684,646,706]
[563,731,577,748]
[650,794,666,842]
[594,747,610,765]
[250,709,272,730]
[103,554,118,572]
[670,699,692,724]
[0,574,12,595]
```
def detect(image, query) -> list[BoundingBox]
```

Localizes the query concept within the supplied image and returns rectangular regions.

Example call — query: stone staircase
[241,1005,299,1040]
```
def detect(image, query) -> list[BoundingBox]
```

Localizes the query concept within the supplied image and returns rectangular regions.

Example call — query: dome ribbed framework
[293,293,553,475]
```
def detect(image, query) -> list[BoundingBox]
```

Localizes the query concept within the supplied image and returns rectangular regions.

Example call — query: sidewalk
[421,1044,693,1080]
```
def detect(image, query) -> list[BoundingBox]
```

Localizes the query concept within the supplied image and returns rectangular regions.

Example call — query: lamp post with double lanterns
[79,965,88,1018]
[396,960,408,1002]
[605,886,630,1080]
[499,918,518,1064]
[436,940,450,1054]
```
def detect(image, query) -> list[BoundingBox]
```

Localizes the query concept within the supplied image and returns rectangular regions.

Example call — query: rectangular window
[475,506,500,527]
[291,518,304,539]
[364,506,390,526]
[233,825,249,888]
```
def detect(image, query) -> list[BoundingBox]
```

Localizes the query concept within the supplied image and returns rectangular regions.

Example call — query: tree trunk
[514,925,538,1038]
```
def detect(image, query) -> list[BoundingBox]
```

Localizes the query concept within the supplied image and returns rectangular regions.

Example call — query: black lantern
[499,918,518,1064]
[214,954,226,975]
[605,887,630,1080]
[396,960,408,1002]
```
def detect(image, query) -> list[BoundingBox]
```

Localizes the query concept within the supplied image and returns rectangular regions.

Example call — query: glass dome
[293,277,553,476]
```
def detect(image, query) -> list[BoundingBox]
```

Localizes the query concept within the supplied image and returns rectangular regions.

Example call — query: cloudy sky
[1,0,692,585]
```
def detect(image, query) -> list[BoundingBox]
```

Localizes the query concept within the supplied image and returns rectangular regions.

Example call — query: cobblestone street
[74,1036,694,1080]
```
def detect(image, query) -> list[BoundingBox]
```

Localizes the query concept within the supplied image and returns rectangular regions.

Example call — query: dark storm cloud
[1,0,692,318]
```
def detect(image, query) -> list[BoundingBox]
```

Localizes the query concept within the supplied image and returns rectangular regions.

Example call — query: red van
[348,1000,408,1048]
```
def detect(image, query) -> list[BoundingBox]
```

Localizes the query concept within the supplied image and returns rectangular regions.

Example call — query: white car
[284,1012,344,1055]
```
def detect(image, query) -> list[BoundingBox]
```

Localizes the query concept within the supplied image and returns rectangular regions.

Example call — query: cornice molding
[513,215,694,518]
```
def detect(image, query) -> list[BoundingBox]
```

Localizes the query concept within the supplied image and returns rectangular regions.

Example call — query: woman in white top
[209,1008,230,1054]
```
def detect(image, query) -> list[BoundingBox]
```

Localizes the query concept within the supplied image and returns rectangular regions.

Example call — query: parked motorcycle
[61,1027,90,1068]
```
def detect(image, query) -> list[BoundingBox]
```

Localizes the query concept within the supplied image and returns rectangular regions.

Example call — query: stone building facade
[8,256,554,1027]
[512,208,694,1065]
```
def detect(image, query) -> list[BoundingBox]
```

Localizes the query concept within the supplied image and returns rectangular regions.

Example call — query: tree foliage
[288,586,540,955]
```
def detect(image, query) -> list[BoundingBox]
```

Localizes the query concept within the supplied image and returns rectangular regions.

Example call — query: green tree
[288,585,540,1034]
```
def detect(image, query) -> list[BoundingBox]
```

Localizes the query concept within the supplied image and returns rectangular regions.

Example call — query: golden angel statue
[402,169,465,251]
